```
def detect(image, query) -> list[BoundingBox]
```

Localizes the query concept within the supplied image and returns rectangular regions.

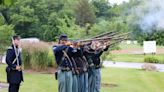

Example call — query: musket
[90,31,119,39]
[93,36,129,51]
[79,32,129,42]
[107,37,129,48]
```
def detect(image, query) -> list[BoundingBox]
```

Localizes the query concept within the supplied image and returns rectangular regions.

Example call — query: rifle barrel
[90,31,119,39]
[12,37,19,66]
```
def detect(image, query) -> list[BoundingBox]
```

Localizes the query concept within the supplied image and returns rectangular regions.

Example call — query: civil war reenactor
[53,34,76,92]
[6,35,24,92]
[83,41,109,92]
[83,41,97,92]
[69,41,79,92]
[92,41,109,92]
[71,41,89,92]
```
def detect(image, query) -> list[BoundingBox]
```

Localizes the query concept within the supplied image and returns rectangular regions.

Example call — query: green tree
[91,0,112,19]
[5,0,79,41]
[0,25,15,53]
[74,0,96,28]
[0,0,14,6]
[0,0,16,54]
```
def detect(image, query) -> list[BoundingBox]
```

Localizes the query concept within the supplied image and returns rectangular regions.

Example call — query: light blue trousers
[72,74,78,92]
[95,69,101,92]
[84,72,89,92]
[88,68,96,92]
[78,72,88,92]
[57,70,73,92]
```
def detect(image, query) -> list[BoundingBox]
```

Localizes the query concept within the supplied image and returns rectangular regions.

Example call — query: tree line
[0,0,164,53]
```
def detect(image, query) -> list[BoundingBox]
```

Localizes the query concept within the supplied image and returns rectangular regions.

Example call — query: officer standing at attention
[6,35,23,92]
[53,34,75,92]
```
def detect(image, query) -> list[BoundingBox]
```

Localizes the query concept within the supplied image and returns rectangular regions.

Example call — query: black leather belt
[59,67,71,72]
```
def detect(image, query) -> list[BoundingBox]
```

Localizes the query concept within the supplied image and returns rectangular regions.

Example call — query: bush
[144,56,160,63]
[21,42,55,71]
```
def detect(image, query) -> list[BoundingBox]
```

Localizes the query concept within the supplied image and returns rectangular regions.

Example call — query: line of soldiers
[53,34,109,92]
[5,34,109,92]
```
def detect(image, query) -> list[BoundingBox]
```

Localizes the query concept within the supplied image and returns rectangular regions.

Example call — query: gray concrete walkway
[0,83,8,90]
[103,61,164,72]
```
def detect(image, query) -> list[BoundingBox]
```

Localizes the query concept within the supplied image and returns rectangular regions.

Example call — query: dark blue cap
[12,35,21,40]
[59,34,68,41]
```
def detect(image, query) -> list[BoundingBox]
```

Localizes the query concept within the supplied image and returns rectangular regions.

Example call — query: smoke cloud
[135,0,164,32]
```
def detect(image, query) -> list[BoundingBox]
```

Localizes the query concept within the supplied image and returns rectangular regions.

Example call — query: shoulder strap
[57,47,69,67]
[12,48,20,64]
[62,47,71,64]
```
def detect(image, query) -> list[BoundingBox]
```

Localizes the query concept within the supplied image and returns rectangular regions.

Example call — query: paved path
[0,83,8,89]
[103,61,164,72]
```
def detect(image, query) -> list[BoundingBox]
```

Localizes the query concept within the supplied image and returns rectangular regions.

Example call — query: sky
[108,0,130,5]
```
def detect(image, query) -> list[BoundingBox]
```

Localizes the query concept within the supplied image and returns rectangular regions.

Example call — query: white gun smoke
[136,0,164,32]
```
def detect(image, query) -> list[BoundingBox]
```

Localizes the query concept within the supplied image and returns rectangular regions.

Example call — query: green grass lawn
[111,54,164,63]
[119,43,142,49]
[107,43,164,63]
[119,43,164,49]
[1,64,164,92]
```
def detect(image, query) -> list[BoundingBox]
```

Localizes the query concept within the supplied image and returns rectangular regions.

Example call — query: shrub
[21,42,55,71]
[144,56,160,63]
[101,50,114,61]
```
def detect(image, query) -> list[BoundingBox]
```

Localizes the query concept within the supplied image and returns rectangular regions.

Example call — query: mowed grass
[118,43,142,49]
[0,64,57,92]
[107,43,164,63]
[1,64,164,92]
[119,42,164,49]
[111,54,164,63]
[102,68,164,92]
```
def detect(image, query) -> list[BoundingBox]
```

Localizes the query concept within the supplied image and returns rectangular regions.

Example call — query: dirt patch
[101,83,118,88]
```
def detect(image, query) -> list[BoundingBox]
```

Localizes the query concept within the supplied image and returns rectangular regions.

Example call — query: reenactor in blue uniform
[84,41,109,92]
[53,35,75,92]
[70,42,79,92]
[83,42,97,92]
[92,44,109,92]
[6,35,23,92]
[71,42,88,92]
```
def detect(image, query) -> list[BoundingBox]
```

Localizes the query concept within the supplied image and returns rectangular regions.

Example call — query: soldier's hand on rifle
[65,41,72,46]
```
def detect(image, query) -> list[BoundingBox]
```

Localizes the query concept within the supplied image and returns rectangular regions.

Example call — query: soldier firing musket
[77,31,129,92]
[52,31,129,92]
[53,34,80,92]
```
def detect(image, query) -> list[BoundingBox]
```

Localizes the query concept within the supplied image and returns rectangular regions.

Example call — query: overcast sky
[108,0,129,5]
